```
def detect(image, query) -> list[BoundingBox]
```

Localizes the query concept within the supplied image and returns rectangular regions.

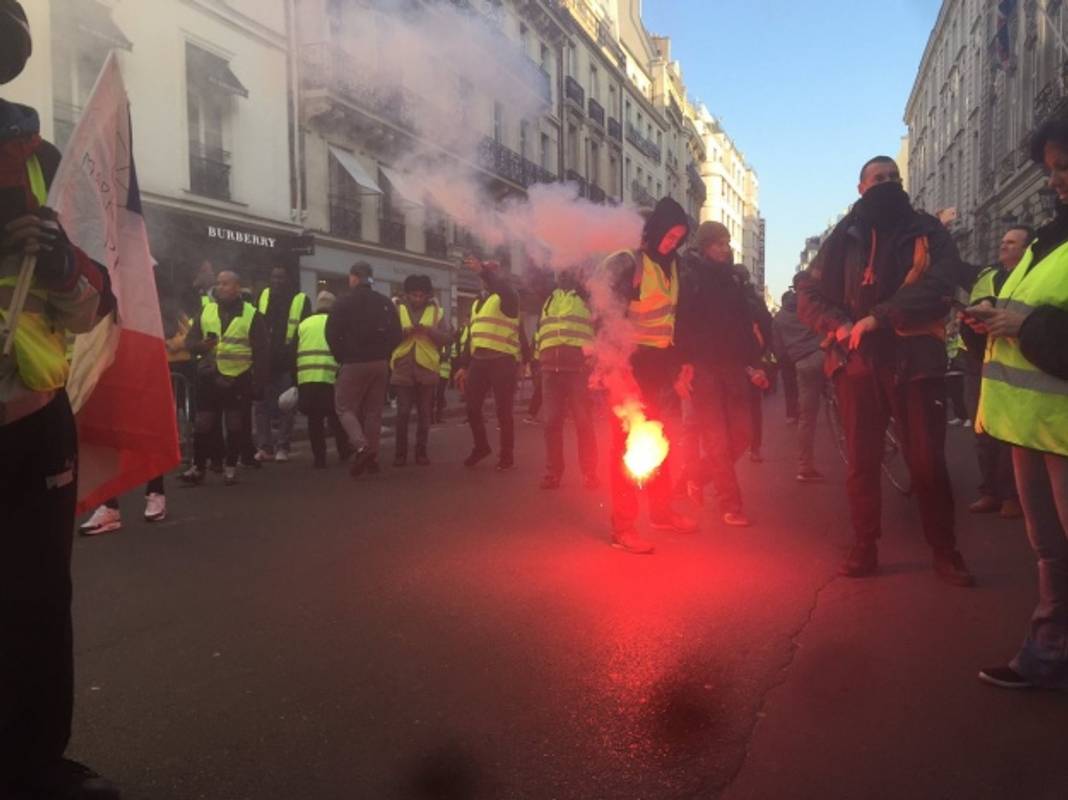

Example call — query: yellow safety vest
[0,154,71,392]
[201,301,256,377]
[469,294,520,358]
[438,348,452,379]
[296,313,337,385]
[538,289,594,353]
[969,266,1001,304]
[391,303,443,373]
[977,241,1068,456]
[258,288,306,344]
[628,251,678,348]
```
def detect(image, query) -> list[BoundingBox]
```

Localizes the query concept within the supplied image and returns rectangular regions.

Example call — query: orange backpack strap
[903,235,930,287]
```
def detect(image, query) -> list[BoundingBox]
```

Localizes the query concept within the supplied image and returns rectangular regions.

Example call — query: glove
[3,208,74,288]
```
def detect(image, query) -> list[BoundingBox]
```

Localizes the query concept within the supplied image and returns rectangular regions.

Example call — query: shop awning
[379,165,425,209]
[74,1,133,51]
[329,146,382,195]
[187,45,249,98]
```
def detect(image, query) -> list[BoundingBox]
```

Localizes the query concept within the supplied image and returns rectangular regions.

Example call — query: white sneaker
[947,417,963,426]
[224,466,238,485]
[961,419,973,428]
[79,506,122,536]
[253,449,273,462]
[144,493,167,522]
[274,449,290,463]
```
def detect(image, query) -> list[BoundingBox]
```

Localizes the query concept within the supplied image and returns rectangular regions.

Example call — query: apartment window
[610,85,618,117]
[540,133,552,172]
[626,100,632,123]
[328,149,363,240]
[568,124,579,171]
[656,180,661,197]
[187,43,248,201]
[520,121,529,160]
[568,45,577,76]
[625,157,631,184]
[589,65,599,101]
[589,141,599,185]
[494,102,504,144]
[540,43,551,72]
[637,166,644,183]
[609,154,617,190]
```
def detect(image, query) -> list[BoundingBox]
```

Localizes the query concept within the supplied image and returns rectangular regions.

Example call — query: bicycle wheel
[881,421,912,495]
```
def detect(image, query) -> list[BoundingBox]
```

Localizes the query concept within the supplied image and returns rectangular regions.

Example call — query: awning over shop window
[329,146,382,195]
[73,0,133,51]
[187,44,249,98]
[379,165,425,209]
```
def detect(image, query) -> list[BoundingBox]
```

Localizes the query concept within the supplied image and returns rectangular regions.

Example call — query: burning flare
[616,400,670,484]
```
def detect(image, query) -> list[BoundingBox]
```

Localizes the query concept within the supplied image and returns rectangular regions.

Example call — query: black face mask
[857,181,912,227]
[0,3,31,85]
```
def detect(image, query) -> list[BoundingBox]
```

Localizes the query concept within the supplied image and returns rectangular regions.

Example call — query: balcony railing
[631,180,656,207]
[588,97,605,127]
[302,43,419,132]
[607,117,622,141]
[625,121,661,163]
[565,75,585,109]
[589,183,606,204]
[425,229,448,258]
[329,196,362,240]
[477,137,555,187]
[565,169,588,198]
[189,141,232,201]
[380,217,406,250]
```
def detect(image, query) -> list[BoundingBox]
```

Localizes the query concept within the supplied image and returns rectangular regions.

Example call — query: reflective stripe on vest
[391,303,443,372]
[0,155,69,392]
[628,252,678,349]
[538,289,593,352]
[969,267,1000,304]
[438,348,452,378]
[258,288,306,344]
[201,301,256,377]
[296,313,337,385]
[977,240,1068,456]
[469,294,520,357]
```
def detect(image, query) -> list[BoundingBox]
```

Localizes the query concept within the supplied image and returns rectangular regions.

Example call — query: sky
[642,0,942,301]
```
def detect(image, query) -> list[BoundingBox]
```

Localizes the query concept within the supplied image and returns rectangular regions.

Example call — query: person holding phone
[972,118,1068,690]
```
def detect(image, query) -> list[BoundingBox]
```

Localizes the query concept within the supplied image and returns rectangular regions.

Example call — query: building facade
[905,0,1068,265]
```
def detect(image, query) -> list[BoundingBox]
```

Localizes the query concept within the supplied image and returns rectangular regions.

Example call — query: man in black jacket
[676,222,768,527]
[798,155,973,585]
[326,261,402,477]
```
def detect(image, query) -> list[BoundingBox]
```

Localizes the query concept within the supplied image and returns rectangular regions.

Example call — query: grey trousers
[1011,446,1068,688]
[335,361,389,454]
[795,350,825,472]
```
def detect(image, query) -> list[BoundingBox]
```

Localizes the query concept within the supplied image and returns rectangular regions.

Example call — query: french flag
[48,52,180,513]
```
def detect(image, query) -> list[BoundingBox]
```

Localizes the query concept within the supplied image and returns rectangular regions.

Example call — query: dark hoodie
[610,196,690,303]
[773,290,822,364]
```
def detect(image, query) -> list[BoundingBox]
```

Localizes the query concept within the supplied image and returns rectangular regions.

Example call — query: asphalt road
[68,398,1068,799]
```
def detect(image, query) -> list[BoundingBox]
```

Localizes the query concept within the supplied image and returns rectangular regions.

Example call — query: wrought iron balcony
[301,43,418,132]
[328,196,362,240]
[189,141,232,201]
[565,75,585,109]
[477,137,556,188]
[607,117,622,141]
[380,217,406,250]
[625,121,661,163]
[565,169,588,198]
[589,183,606,204]
[425,229,448,259]
[588,97,605,127]
[631,180,656,207]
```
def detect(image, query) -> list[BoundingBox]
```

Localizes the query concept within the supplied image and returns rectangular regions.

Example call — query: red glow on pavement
[617,401,669,485]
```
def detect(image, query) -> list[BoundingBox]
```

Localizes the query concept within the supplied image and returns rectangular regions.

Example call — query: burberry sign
[207,225,278,249]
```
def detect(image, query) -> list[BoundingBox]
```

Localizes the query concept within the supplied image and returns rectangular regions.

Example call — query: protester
[535,268,598,490]
[0,4,121,795]
[737,263,774,463]
[326,261,401,477]
[773,279,826,482]
[181,270,267,486]
[390,274,453,466]
[455,256,522,470]
[675,221,766,527]
[294,290,349,468]
[798,155,974,586]
[960,225,1032,519]
[602,197,697,554]
[975,118,1068,688]
[944,318,969,426]
[254,266,310,463]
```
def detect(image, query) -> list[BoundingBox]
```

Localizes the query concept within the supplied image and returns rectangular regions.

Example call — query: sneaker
[393,454,408,468]
[796,469,825,483]
[143,493,167,522]
[274,449,290,463]
[934,550,975,587]
[540,474,561,490]
[840,543,878,577]
[749,448,764,463]
[649,512,698,534]
[18,758,120,800]
[969,495,1001,514]
[463,447,492,468]
[582,474,600,491]
[415,454,431,466]
[179,466,205,485]
[611,528,655,555]
[947,417,963,426]
[722,511,751,527]
[223,466,238,486]
[350,447,374,477]
[961,419,973,428]
[79,506,122,536]
[978,666,1033,689]
[1000,499,1023,519]
[253,448,273,462]
[496,457,515,471]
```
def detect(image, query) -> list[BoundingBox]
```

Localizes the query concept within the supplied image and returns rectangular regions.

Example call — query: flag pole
[1,253,37,357]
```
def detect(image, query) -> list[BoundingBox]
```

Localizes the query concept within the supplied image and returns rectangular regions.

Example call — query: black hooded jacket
[608,197,690,304]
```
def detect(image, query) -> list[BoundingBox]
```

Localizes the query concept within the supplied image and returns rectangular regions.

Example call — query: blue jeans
[254,371,296,453]
[1011,446,1068,688]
